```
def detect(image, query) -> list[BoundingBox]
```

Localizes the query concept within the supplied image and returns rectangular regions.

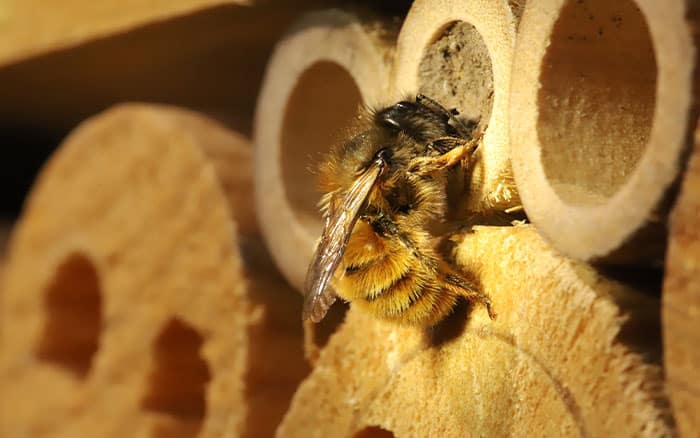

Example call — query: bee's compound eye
[376,109,401,129]
[376,101,418,130]
[390,101,418,117]
[380,117,401,129]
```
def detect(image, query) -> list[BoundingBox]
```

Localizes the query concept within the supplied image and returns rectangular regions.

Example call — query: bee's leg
[442,272,496,320]
[407,134,482,177]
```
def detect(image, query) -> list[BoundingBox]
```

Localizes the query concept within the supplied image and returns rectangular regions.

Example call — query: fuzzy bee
[303,94,496,326]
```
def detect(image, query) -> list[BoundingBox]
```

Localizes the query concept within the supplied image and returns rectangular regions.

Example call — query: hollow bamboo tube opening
[280,62,363,235]
[393,0,521,213]
[417,21,494,132]
[510,0,695,263]
[254,10,395,291]
[537,1,656,205]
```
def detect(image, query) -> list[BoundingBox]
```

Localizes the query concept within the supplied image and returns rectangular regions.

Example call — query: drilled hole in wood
[537,0,657,205]
[141,317,211,438]
[354,425,396,438]
[281,61,362,235]
[418,20,494,131]
[35,253,102,378]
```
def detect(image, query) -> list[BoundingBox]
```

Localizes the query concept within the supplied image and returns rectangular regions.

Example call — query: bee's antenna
[416,94,473,137]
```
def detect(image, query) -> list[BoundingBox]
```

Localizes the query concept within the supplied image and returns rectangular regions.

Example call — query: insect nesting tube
[510,0,696,263]
[254,9,395,292]
[254,9,397,360]
[393,0,524,214]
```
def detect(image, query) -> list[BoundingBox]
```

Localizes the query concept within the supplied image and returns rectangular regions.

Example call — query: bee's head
[317,111,425,216]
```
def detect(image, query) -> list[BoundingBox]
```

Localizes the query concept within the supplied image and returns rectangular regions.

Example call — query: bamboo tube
[509,0,696,264]
[663,122,700,437]
[253,10,397,294]
[278,226,671,437]
[0,104,308,437]
[392,0,523,213]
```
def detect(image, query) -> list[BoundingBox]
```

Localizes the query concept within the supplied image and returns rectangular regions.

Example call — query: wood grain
[0,104,308,437]
[279,226,671,437]
[393,0,522,213]
[663,121,700,437]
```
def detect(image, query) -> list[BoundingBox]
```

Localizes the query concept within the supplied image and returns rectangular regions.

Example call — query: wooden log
[392,0,523,213]
[663,121,700,437]
[509,0,697,264]
[0,104,308,437]
[0,2,311,148]
[278,226,671,437]
[254,9,397,294]
[0,0,245,66]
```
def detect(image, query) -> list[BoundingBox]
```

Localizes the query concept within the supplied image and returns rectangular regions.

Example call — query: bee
[303,94,496,326]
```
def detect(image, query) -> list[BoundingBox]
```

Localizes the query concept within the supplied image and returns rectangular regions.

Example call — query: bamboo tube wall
[510,0,696,264]
[1,1,698,437]
[254,9,398,292]
[393,0,522,213]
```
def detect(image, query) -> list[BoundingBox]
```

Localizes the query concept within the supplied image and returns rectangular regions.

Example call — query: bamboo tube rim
[393,0,521,212]
[510,0,694,262]
[254,9,393,291]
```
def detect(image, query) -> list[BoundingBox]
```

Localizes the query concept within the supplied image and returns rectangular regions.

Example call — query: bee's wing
[302,162,383,322]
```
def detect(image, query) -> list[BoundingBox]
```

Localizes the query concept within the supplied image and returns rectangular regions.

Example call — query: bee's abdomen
[337,230,458,326]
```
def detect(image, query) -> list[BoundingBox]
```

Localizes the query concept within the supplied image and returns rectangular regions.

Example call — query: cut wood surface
[663,122,700,437]
[393,0,522,213]
[509,0,696,264]
[279,226,671,437]
[0,0,245,66]
[0,104,308,437]
[254,9,397,292]
[0,221,9,299]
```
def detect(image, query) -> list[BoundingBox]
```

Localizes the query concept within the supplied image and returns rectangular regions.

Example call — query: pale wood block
[663,121,700,437]
[0,104,308,437]
[279,226,670,437]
